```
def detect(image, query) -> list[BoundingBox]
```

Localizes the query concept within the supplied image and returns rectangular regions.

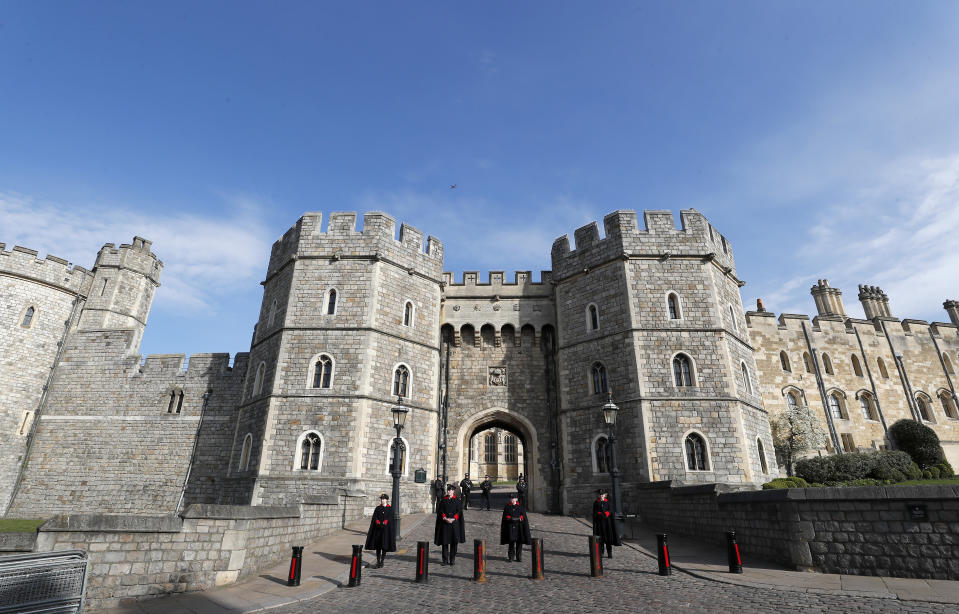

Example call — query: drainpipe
[880,319,920,422]
[801,321,842,451]
[853,327,888,434]
[177,389,211,514]
[4,296,82,516]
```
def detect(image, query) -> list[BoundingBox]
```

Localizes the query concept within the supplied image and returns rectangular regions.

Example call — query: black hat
[510,492,520,499]
[380,493,389,500]
[596,488,608,495]
[446,484,456,491]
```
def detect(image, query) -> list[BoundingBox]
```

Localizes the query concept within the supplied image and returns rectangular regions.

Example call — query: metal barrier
[0,550,89,614]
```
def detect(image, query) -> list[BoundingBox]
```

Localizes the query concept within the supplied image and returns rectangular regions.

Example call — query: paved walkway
[105,510,959,613]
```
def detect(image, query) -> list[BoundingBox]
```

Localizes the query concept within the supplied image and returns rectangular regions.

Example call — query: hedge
[888,419,947,468]
[794,450,920,484]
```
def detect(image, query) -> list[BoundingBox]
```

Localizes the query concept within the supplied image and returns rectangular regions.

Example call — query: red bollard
[287,546,303,586]
[530,537,544,580]
[348,544,362,587]
[656,533,671,576]
[473,539,487,582]
[588,536,604,578]
[415,541,430,583]
[726,531,743,574]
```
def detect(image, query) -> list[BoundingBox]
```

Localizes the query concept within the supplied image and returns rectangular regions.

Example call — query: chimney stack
[810,279,846,317]
[858,284,892,319]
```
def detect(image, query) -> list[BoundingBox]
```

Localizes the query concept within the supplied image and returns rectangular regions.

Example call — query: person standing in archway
[459,473,474,509]
[516,473,528,510]
[364,494,396,568]
[480,475,493,510]
[431,476,444,513]
[434,484,465,565]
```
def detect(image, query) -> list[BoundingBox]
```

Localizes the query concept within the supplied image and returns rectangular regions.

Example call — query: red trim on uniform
[454,514,459,520]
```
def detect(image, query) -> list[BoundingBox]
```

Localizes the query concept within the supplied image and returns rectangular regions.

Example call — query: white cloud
[0,191,273,312]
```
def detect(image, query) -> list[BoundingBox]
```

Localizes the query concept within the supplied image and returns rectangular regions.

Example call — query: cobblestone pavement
[277,512,956,614]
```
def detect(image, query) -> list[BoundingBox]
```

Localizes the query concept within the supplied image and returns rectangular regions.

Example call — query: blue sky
[2,1,958,359]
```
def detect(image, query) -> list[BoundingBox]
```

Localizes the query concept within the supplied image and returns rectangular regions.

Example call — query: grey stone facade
[2,208,957,520]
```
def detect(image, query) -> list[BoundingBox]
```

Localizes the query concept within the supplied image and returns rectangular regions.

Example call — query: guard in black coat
[432,477,444,512]
[592,488,619,558]
[480,475,493,510]
[434,484,466,565]
[364,494,396,568]
[516,474,528,509]
[459,474,474,509]
[500,493,531,562]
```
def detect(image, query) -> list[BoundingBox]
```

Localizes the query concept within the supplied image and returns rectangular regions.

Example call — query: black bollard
[348,544,363,587]
[473,539,487,583]
[415,541,430,583]
[726,531,743,574]
[530,537,544,580]
[656,533,671,576]
[588,536,604,578]
[287,545,303,586]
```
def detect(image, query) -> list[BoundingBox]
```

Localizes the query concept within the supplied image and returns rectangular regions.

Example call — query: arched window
[238,433,253,471]
[268,300,277,326]
[311,354,333,389]
[253,362,266,396]
[667,293,681,320]
[741,362,752,395]
[851,355,863,377]
[392,364,410,398]
[757,439,768,474]
[877,357,889,379]
[298,432,323,471]
[780,351,791,372]
[587,304,600,332]
[943,354,955,375]
[403,301,414,327]
[786,390,799,410]
[484,433,497,463]
[859,394,878,421]
[591,362,608,396]
[593,435,612,473]
[324,289,337,315]
[504,435,517,463]
[822,353,834,375]
[828,393,845,419]
[685,433,709,471]
[387,436,409,476]
[939,391,959,420]
[916,395,933,422]
[673,354,693,387]
[803,352,813,373]
[21,306,35,328]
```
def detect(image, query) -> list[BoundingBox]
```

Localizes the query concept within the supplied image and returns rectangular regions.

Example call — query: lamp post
[391,396,409,539]
[601,392,624,545]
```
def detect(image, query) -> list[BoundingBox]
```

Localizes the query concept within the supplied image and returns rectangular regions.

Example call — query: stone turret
[858,284,892,320]
[944,300,959,326]
[810,279,846,318]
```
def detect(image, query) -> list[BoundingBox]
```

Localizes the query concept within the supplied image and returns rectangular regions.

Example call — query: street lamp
[391,396,409,538]
[601,392,624,545]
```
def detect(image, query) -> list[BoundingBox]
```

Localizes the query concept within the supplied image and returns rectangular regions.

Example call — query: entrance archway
[455,408,540,510]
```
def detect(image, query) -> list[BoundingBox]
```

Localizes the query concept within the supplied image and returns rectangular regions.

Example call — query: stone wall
[634,481,959,580]
[34,496,366,611]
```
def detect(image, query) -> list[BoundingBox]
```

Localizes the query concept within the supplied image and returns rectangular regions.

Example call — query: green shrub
[922,469,933,480]
[831,453,873,481]
[762,476,809,489]
[868,450,917,481]
[905,463,922,480]
[939,461,955,477]
[929,466,941,479]
[787,476,809,487]
[888,419,947,468]
[795,456,833,483]
[845,478,885,487]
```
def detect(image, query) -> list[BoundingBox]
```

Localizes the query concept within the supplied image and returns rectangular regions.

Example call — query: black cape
[480,480,492,493]
[434,495,466,545]
[591,498,619,546]
[499,502,532,545]
[459,478,473,493]
[364,504,397,551]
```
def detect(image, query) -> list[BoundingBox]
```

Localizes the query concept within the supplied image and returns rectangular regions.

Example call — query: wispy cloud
[0,191,273,312]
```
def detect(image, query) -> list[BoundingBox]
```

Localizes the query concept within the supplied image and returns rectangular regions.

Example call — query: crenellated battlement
[550,209,735,280]
[442,270,554,299]
[92,236,163,284]
[137,352,250,378]
[267,211,444,279]
[0,242,95,294]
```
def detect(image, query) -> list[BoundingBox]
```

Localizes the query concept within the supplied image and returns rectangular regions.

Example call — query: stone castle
[3,209,958,519]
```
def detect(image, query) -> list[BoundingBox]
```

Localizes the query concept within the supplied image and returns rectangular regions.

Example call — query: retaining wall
[633,481,959,580]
